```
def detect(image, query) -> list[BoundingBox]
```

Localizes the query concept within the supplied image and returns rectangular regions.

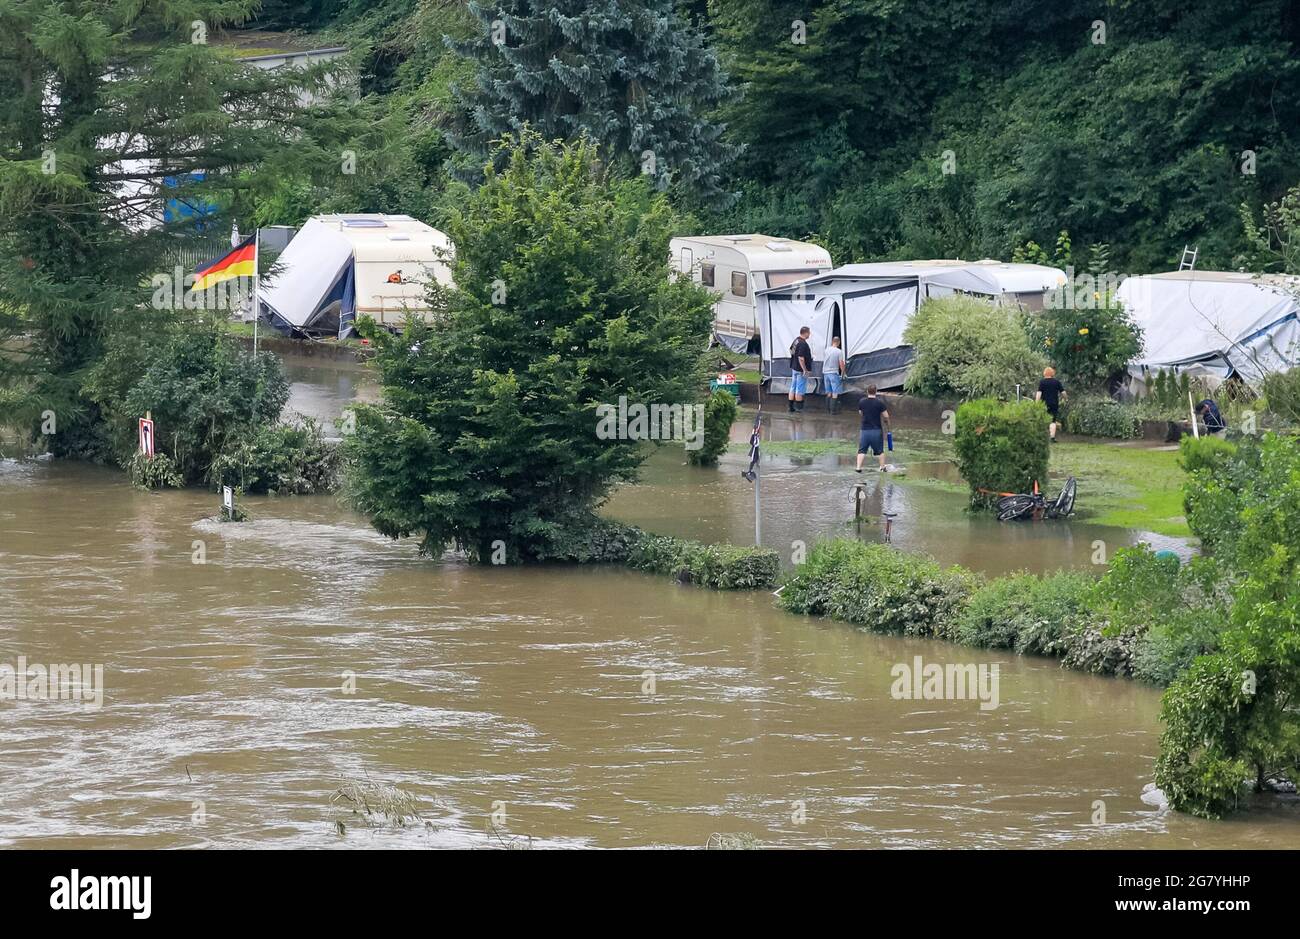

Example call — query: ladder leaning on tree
[1178,244,1199,271]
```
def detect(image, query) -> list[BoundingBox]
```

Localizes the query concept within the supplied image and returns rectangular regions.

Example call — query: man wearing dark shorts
[855,385,891,472]
[1036,367,1065,441]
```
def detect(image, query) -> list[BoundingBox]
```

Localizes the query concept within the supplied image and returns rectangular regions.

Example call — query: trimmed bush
[953,398,1051,508]
[903,296,1048,400]
[628,533,781,589]
[688,389,737,466]
[1061,394,1141,439]
[778,540,975,640]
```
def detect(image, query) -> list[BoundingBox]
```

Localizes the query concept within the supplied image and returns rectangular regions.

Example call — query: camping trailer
[1116,270,1300,387]
[756,260,1066,391]
[669,234,833,353]
[258,214,454,339]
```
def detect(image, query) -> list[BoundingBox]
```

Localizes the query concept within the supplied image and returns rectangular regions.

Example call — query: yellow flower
[1078,327,1090,335]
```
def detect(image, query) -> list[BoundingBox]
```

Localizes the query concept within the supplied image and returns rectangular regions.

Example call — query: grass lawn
[1047,441,1187,535]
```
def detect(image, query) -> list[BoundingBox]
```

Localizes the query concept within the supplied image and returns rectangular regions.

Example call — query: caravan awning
[1116,272,1300,383]
[258,218,354,330]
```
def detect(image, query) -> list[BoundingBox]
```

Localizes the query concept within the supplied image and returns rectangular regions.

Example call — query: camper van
[670,234,833,353]
[258,214,454,338]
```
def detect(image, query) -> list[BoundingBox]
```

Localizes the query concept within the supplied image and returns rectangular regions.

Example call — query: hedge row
[544,518,781,590]
[777,538,1224,686]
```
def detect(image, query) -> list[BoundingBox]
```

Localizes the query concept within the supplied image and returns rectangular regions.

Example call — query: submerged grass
[730,422,1189,536]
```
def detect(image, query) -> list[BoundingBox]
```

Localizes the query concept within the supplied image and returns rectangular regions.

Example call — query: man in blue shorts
[822,336,845,413]
[855,385,891,472]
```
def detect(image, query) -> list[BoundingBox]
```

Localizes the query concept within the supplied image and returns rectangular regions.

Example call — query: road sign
[138,418,155,459]
[222,486,234,514]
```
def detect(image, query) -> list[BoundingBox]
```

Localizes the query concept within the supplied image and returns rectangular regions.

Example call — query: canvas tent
[258,214,454,338]
[757,260,1065,390]
[1115,271,1300,386]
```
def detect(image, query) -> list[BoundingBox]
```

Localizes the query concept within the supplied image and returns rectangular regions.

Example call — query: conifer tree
[450,0,739,205]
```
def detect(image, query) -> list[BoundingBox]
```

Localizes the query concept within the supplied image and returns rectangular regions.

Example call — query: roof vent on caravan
[766,242,792,252]
[342,216,387,227]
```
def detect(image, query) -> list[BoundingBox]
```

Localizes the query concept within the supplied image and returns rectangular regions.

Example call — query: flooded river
[1,360,1296,848]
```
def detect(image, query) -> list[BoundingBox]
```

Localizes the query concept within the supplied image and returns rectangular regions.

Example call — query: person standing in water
[855,385,891,473]
[1036,367,1065,442]
[788,326,812,412]
[822,336,845,413]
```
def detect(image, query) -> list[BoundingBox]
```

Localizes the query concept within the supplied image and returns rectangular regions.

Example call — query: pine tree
[0,1,375,456]
[449,0,739,205]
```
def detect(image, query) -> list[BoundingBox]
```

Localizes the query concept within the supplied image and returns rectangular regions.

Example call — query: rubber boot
[788,398,796,413]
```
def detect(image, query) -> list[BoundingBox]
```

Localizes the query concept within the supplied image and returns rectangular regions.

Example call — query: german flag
[191,235,255,292]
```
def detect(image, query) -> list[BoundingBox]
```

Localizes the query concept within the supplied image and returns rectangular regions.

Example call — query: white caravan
[670,234,833,353]
[258,214,454,338]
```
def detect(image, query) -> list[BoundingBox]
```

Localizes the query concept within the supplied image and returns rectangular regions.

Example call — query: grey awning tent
[1115,271,1300,386]
[756,261,1013,390]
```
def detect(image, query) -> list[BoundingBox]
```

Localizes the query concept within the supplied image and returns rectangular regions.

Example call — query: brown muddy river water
[1,360,1297,848]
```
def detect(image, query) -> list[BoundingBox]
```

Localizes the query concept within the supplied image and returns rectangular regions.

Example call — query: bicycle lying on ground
[993,477,1077,522]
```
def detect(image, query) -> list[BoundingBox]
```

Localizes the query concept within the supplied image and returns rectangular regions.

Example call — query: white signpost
[222,486,234,516]
[138,417,155,459]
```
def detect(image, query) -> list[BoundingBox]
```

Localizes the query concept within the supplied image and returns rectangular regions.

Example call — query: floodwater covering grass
[735,423,1189,537]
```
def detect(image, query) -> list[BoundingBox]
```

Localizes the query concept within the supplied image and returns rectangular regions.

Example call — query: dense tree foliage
[447,0,739,204]
[707,0,1300,270]
[343,135,714,561]
[1157,434,1300,817]
[0,0,375,459]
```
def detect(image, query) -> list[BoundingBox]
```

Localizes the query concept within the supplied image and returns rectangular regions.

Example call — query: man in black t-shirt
[855,385,891,472]
[788,326,812,412]
[1036,367,1065,442]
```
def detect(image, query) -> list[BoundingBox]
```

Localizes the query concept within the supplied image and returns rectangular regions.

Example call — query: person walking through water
[822,336,845,413]
[788,326,812,412]
[855,385,891,472]
[1036,367,1065,442]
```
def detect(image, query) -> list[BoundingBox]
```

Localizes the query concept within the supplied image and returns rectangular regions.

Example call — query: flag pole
[252,227,260,359]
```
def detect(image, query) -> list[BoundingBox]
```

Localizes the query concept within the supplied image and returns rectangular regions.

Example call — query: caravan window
[731,272,748,297]
[766,269,821,289]
[700,263,715,287]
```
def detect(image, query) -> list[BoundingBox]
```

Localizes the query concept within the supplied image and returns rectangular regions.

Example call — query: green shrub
[1260,368,1300,425]
[1024,299,1142,390]
[953,398,1051,508]
[1061,395,1141,438]
[122,326,289,485]
[956,570,1095,657]
[688,390,737,466]
[128,451,182,490]
[210,418,341,494]
[779,540,975,640]
[1155,432,1300,816]
[1178,434,1238,474]
[627,533,781,589]
[903,296,1047,401]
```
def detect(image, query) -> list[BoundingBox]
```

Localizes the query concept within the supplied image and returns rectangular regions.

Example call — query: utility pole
[741,406,763,546]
